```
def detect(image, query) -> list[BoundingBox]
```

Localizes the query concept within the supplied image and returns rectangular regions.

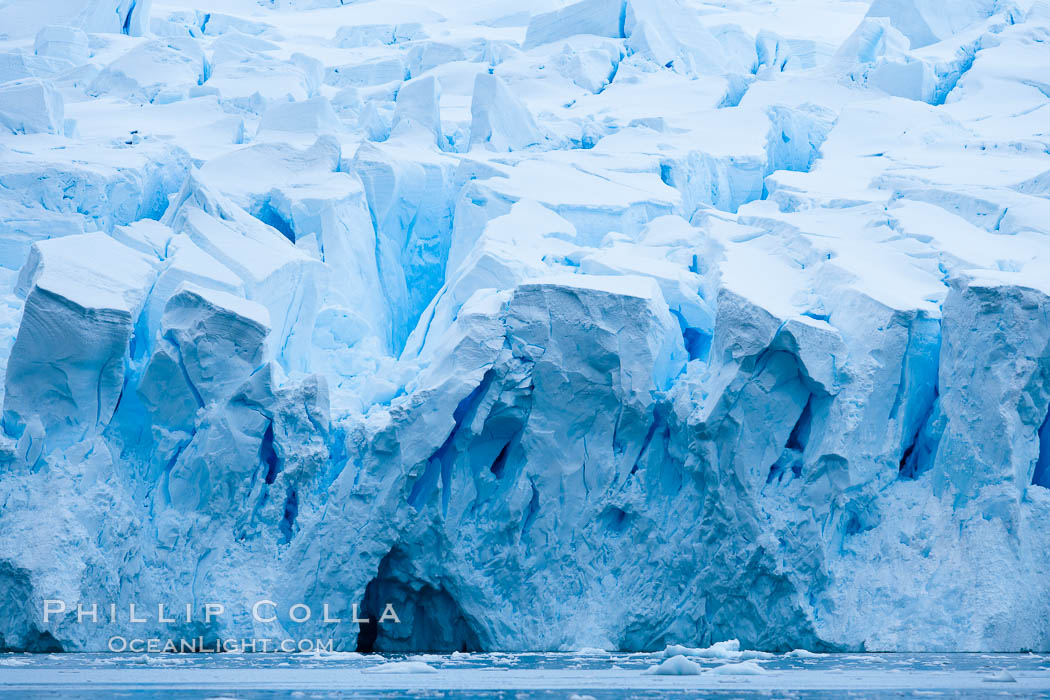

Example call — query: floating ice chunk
[0,79,64,135]
[0,658,30,666]
[406,653,446,662]
[363,661,438,673]
[644,655,702,675]
[659,639,774,661]
[865,0,996,49]
[709,660,767,675]
[523,0,625,49]
[469,73,544,152]
[984,669,1017,682]
[785,648,824,658]
[301,649,366,660]
[661,639,739,658]
[3,233,155,447]
[259,97,342,135]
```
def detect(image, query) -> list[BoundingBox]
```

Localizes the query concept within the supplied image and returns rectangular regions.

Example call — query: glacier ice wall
[1,0,1050,653]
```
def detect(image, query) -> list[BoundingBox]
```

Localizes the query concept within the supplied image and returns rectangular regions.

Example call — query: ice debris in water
[363,661,439,674]
[660,640,773,660]
[984,669,1018,683]
[708,660,768,675]
[644,655,704,676]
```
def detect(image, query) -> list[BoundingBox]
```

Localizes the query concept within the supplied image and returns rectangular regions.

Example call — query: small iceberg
[644,655,703,676]
[709,660,768,675]
[363,661,438,674]
[303,650,367,661]
[660,639,773,661]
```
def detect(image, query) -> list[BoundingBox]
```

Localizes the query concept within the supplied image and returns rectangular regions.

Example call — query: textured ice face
[1,0,1050,655]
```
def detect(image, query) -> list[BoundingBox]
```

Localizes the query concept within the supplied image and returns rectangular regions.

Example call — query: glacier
[0,0,1049,655]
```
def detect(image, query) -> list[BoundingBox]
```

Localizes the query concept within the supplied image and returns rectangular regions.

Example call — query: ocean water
[2,652,1050,698]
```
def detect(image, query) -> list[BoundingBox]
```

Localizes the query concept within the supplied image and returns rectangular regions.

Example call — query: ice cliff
[1,0,1049,653]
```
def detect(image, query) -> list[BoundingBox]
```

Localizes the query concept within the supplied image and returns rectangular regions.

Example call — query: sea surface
[2,651,1050,698]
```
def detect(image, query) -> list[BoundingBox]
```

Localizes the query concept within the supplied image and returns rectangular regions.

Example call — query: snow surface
[0,0,1049,655]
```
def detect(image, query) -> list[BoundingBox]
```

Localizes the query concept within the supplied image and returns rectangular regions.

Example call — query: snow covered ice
[0,0,1049,658]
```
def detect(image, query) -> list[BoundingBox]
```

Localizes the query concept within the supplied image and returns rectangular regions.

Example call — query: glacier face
[1,0,1050,654]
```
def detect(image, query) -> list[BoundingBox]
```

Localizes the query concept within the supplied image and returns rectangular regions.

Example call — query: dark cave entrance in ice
[355,549,482,653]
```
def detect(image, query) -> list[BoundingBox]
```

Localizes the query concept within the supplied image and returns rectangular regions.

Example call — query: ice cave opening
[0,564,64,652]
[355,549,482,653]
